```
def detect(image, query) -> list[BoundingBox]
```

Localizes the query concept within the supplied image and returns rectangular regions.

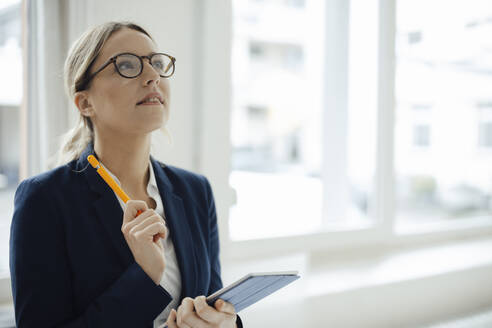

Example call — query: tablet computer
[206,271,300,312]
[163,271,299,327]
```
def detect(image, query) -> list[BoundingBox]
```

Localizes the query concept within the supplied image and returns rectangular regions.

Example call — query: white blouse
[100,161,182,327]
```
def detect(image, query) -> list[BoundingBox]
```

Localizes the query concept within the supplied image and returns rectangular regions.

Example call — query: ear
[74,91,95,117]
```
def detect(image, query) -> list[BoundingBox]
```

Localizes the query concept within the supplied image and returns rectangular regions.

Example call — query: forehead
[96,28,157,63]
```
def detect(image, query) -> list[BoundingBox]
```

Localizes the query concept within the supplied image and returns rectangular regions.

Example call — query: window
[478,104,492,149]
[230,0,379,241]
[0,0,22,275]
[249,42,264,58]
[248,41,304,71]
[407,31,422,44]
[249,0,305,7]
[230,0,325,240]
[221,0,492,253]
[413,124,430,147]
[395,0,492,229]
[479,122,492,148]
[285,0,305,8]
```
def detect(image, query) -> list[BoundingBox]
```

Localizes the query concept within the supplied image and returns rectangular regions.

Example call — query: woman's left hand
[166,296,237,328]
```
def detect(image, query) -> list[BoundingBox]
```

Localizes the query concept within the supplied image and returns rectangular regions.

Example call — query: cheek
[112,79,136,106]
[159,80,171,100]
[100,80,136,112]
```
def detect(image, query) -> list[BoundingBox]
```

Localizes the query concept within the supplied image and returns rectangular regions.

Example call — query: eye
[118,60,136,70]
[152,59,165,70]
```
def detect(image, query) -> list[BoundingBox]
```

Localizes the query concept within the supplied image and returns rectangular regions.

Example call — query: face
[77,28,171,136]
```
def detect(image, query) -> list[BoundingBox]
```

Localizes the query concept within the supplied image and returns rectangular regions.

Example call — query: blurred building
[395,1,492,223]
[231,0,322,175]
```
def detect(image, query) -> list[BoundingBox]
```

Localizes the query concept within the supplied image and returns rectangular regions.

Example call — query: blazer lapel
[77,143,134,267]
[150,157,199,299]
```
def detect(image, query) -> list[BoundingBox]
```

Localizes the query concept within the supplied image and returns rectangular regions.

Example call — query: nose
[141,59,160,86]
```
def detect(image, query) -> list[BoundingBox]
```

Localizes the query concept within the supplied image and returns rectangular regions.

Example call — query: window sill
[306,235,492,296]
[0,272,11,304]
[223,235,492,327]
[222,218,492,260]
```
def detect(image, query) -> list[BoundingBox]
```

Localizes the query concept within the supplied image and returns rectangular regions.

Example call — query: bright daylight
[0,0,492,327]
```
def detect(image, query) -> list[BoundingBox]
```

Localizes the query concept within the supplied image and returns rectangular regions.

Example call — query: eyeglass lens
[115,54,174,78]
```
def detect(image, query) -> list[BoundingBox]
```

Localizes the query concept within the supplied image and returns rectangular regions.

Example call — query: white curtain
[24,0,87,178]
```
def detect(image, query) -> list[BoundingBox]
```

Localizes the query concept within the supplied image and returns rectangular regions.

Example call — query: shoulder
[17,164,71,195]
[14,163,74,201]
[12,164,76,233]
[155,161,215,206]
[157,161,211,189]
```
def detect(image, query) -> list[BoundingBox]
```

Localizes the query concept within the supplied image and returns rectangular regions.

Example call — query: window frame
[200,0,492,261]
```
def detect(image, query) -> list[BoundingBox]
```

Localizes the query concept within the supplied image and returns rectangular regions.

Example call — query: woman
[9,21,242,328]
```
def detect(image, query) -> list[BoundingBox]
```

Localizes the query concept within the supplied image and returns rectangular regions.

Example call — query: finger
[215,299,236,315]
[141,214,167,232]
[122,200,148,224]
[176,298,194,326]
[134,222,167,241]
[193,296,221,324]
[124,200,148,222]
[121,209,153,236]
[165,309,178,328]
[122,209,161,235]
[127,214,164,235]
[177,298,203,328]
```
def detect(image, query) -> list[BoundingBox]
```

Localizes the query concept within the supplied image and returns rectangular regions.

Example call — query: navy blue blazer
[9,143,242,327]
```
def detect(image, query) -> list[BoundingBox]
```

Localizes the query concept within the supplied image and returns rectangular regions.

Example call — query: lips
[137,92,164,105]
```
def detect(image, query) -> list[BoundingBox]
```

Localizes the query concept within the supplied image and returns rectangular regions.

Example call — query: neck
[93,131,151,193]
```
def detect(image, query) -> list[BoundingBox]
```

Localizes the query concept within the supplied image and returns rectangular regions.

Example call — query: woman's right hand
[121,200,167,285]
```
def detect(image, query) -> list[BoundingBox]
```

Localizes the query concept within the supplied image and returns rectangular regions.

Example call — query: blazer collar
[77,142,198,299]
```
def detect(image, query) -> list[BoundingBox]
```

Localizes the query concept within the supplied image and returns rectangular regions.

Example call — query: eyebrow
[108,51,159,59]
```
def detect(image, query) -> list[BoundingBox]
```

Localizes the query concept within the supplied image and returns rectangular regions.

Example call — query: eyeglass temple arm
[87,59,114,81]
[164,57,175,74]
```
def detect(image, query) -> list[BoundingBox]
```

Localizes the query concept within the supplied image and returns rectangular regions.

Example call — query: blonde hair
[50,21,171,168]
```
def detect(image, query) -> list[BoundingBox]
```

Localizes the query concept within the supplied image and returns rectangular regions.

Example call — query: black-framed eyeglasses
[82,52,176,89]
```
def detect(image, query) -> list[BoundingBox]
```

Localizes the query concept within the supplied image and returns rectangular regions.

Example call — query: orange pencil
[87,155,143,216]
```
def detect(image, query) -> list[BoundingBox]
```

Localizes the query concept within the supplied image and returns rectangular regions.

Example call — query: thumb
[123,200,147,224]
[215,299,224,310]
[166,308,177,327]
[215,299,235,315]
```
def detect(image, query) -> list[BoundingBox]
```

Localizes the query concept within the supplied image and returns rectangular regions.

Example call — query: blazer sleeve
[9,179,172,327]
[204,177,222,296]
[203,177,244,328]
